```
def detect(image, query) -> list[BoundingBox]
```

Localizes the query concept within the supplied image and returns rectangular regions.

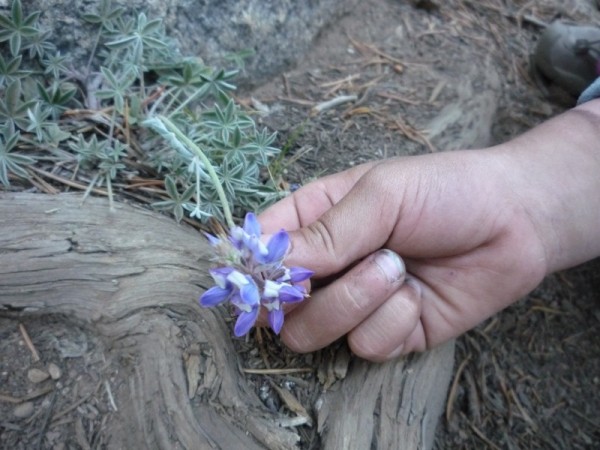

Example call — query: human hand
[259,151,549,361]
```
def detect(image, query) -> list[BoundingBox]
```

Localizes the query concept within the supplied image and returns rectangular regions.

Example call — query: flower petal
[288,266,314,283]
[263,279,282,298]
[229,226,245,249]
[199,286,231,307]
[269,309,284,334]
[279,285,305,303]
[234,306,260,337]
[246,234,268,260]
[263,230,289,263]
[243,212,261,237]
[204,232,221,246]
[209,267,234,288]
[227,270,249,290]
[240,279,260,306]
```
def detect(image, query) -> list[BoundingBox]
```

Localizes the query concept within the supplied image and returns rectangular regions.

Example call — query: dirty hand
[259,102,600,362]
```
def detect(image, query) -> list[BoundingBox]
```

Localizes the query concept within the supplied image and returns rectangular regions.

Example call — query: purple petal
[288,267,314,283]
[199,286,231,307]
[229,226,244,249]
[209,267,234,288]
[263,230,289,263]
[246,234,268,260]
[204,232,221,246]
[279,285,305,303]
[243,212,261,237]
[269,309,284,334]
[234,307,260,337]
[239,280,260,306]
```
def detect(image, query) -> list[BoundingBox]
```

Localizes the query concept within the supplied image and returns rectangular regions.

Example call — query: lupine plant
[200,213,313,336]
[0,0,283,219]
[0,0,312,336]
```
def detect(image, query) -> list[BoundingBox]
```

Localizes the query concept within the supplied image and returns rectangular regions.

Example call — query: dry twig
[311,95,358,115]
[19,323,40,362]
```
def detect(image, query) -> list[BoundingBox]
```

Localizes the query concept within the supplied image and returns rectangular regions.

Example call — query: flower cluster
[199,213,313,337]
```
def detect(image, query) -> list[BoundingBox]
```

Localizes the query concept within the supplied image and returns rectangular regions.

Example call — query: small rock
[13,401,35,419]
[28,368,50,383]
[48,363,62,380]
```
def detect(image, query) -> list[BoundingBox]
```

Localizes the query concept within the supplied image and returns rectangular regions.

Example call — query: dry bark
[0,193,454,449]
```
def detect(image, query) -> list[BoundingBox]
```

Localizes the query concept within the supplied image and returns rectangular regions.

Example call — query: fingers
[347,277,423,362]
[287,172,402,277]
[281,249,407,353]
[259,162,376,234]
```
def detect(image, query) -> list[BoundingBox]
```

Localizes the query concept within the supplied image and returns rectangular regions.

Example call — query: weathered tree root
[0,193,454,449]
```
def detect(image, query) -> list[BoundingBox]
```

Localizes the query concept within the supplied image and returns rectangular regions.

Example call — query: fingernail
[385,344,405,360]
[405,276,422,298]
[374,249,405,284]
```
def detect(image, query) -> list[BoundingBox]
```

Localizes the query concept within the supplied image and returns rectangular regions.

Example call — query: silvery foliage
[0,0,283,221]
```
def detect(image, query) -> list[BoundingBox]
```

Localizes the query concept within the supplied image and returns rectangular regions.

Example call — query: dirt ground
[1,0,599,449]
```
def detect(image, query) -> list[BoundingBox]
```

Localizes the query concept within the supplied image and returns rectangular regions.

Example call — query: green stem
[158,115,235,229]
[170,86,207,117]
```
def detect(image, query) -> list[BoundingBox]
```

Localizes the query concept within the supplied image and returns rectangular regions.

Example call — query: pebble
[28,368,50,383]
[13,401,34,418]
[48,363,62,380]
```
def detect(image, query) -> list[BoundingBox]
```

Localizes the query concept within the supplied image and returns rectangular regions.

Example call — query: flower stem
[158,115,235,229]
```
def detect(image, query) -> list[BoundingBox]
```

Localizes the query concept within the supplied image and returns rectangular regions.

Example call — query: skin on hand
[259,100,600,362]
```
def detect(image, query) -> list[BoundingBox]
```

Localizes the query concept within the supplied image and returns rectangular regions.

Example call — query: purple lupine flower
[199,212,314,337]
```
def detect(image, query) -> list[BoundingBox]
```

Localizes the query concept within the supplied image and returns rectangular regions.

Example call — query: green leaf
[11,0,23,25]
[0,54,30,87]
[82,13,102,24]
[153,176,195,223]
[9,32,21,56]
[0,126,34,186]
[25,103,52,142]
[0,0,42,56]
[44,124,71,146]
[142,17,162,34]
[105,35,137,50]
[83,0,124,25]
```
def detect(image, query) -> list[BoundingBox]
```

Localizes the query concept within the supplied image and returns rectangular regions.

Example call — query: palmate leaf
[0,0,41,56]
[203,100,254,143]
[22,27,54,59]
[0,126,34,186]
[98,141,127,180]
[104,13,168,65]
[241,128,280,165]
[42,51,68,79]
[25,103,52,142]
[0,54,30,87]
[36,81,77,119]
[152,175,195,223]
[200,68,238,103]
[0,79,36,130]
[82,0,125,25]
[161,60,210,88]
[96,67,136,112]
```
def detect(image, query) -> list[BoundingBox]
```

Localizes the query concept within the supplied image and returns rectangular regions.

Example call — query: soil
[1,0,599,449]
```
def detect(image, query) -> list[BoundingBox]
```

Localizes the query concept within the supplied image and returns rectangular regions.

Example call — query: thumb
[286,174,400,277]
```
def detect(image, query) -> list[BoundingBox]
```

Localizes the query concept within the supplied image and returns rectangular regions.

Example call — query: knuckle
[305,219,338,261]
[339,281,372,317]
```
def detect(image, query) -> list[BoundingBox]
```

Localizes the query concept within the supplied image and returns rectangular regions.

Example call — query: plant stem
[170,85,207,117]
[158,115,235,229]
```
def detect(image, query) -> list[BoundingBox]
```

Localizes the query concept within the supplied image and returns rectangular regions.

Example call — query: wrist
[497,100,600,274]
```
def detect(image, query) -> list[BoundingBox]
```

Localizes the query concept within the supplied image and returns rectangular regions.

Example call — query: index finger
[259,162,376,234]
